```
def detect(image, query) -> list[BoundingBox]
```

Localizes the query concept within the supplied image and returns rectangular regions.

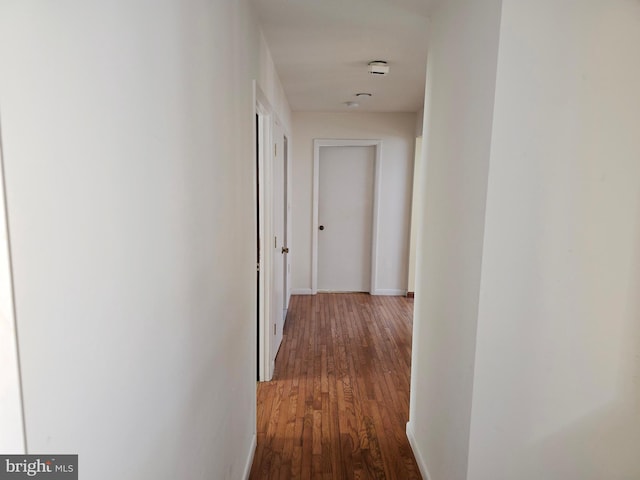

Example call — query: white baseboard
[291,288,314,295]
[371,289,407,296]
[291,288,407,296]
[406,422,431,480]
[242,434,257,480]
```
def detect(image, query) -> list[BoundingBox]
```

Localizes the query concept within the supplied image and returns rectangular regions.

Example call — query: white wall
[407,0,503,479]
[0,145,24,453]
[0,1,290,479]
[415,107,425,138]
[406,137,422,294]
[291,112,416,294]
[407,109,426,294]
[258,33,292,132]
[410,1,640,479]
[467,1,640,479]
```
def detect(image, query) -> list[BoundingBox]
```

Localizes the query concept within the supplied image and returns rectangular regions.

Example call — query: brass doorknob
[281,247,289,254]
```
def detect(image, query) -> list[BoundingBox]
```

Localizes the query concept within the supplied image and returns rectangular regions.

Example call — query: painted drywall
[406,136,422,294]
[415,107,424,138]
[407,109,426,294]
[0,145,24,453]
[0,1,290,479]
[291,112,416,294]
[407,0,503,479]
[258,34,292,131]
[467,1,640,479]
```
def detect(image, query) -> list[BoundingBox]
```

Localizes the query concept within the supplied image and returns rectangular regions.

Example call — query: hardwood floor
[250,293,421,479]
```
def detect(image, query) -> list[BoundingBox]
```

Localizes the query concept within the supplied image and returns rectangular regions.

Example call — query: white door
[318,145,375,292]
[283,135,291,312]
[270,125,286,367]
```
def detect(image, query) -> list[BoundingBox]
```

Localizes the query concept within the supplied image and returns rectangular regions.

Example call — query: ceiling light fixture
[355,93,372,98]
[368,61,389,75]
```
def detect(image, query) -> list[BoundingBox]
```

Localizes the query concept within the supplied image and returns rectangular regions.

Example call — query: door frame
[254,85,269,382]
[311,139,382,295]
[254,81,291,382]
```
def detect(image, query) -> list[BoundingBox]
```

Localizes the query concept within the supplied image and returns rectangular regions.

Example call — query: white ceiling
[252,0,431,112]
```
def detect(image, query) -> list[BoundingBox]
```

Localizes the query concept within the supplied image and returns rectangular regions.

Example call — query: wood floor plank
[249,293,421,480]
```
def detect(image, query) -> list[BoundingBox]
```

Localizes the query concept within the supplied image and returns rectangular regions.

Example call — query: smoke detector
[345,101,360,108]
[368,61,389,75]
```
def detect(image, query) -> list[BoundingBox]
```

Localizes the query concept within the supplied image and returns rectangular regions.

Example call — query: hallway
[250,293,420,479]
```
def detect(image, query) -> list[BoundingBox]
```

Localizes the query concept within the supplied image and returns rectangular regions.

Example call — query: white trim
[406,422,431,480]
[312,139,382,295]
[317,289,369,293]
[371,289,407,296]
[311,141,320,294]
[291,288,314,295]
[254,82,274,383]
[242,434,257,480]
[370,145,382,295]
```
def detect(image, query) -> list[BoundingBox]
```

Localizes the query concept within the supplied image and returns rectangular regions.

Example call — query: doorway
[311,139,382,294]
[282,135,289,312]
[255,113,261,381]
[254,82,290,381]
[255,86,273,382]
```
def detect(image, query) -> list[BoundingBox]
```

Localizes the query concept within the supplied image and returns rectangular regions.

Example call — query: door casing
[311,139,383,295]
[254,82,291,382]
